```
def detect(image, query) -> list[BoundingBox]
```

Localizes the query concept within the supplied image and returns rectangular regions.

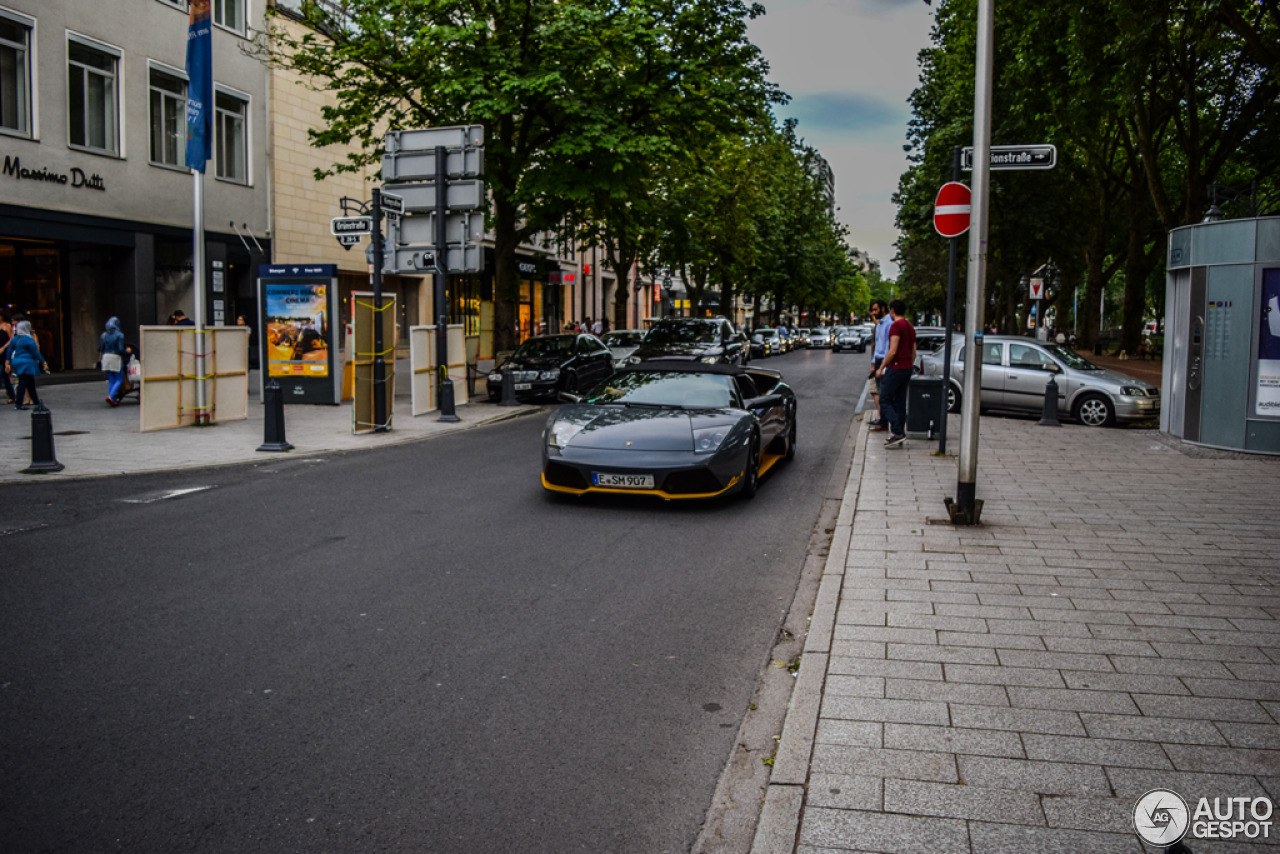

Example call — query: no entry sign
[934,182,972,238]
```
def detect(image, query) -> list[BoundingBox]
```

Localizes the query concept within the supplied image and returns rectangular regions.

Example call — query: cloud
[781,91,907,135]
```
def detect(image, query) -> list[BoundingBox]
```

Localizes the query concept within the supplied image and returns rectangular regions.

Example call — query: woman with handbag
[98,316,127,406]
[6,321,46,409]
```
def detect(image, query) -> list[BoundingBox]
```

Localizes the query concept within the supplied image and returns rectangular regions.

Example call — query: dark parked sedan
[487,334,614,402]
[541,361,797,500]
[625,317,748,366]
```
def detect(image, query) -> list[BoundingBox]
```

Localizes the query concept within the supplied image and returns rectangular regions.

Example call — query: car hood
[554,405,740,451]
[1085,368,1158,390]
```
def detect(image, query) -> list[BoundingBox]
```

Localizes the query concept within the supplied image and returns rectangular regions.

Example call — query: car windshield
[813,327,829,335]
[645,321,720,345]
[585,370,734,409]
[513,335,575,359]
[602,331,643,347]
[1042,344,1100,370]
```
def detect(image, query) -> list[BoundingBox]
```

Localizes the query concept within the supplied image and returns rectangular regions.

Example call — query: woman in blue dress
[6,321,47,409]
[98,316,127,406]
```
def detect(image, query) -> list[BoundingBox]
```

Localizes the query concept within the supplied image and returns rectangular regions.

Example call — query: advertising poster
[1258,269,1280,417]
[265,283,331,378]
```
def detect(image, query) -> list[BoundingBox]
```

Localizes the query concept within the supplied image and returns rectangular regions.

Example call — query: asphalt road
[1,346,870,854]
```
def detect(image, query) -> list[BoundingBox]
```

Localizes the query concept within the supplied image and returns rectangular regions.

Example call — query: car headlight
[699,356,719,364]
[627,355,642,365]
[692,425,729,454]
[548,420,583,449]
[1119,386,1143,396]
[488,371,502,383]
[539,369,560,381]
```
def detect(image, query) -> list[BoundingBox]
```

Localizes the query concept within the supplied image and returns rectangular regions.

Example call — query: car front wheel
[1073,394,1116,428]
[947,384,961,413]
[740,432,760,499]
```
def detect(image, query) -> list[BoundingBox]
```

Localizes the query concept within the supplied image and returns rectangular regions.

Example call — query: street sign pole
[434,145,459,422]
[371,188,388,432]
[939,146,961,457]
[951,0,994,526]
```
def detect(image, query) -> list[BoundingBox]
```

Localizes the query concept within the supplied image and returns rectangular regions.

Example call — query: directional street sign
[381,181,484,211]
[962,144,1057,171]
[383,244,483,275]
[330,216,372,236]
[383,148,484,182]
[390,211,484,247]
[933,182,972,238]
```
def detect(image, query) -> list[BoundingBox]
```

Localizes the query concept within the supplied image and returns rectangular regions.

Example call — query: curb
[748,409,868,854]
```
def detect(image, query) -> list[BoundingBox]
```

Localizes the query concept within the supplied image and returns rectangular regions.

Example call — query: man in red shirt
[874,299,916,447]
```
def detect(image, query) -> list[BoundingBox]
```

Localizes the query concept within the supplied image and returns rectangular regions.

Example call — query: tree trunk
[1121,189,1150,355]
[492,195,521,353]
[1082,223,1106,349]
[608,248,637,332]
[719,271,734,327]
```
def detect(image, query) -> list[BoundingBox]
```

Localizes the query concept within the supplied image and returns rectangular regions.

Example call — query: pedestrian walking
[591,317,603,336]
[0,309,15,404]
[867,300,891,431]
[6,320,47,410]
[98,316,128,406]
[875,299,916,447]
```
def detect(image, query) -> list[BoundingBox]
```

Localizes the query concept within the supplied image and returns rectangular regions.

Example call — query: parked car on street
[487,333,615,402]
[626,317,748,366]
[832,326,866,353]
[919,335,1160,427]
[752,328,783,358]
[601,329,646,366]
[911,327,951,372]
[542,360,797,500]
[795,328,812,348]
[809,327,833,349]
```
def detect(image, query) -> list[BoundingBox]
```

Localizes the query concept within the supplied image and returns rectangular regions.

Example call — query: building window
[149,67,186,168]
[67,39,119,154]
[0,13,32,137]
[213,0,243,33]
[215,89,247,183]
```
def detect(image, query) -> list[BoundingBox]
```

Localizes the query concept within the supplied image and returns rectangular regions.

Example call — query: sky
[746,0,937,280]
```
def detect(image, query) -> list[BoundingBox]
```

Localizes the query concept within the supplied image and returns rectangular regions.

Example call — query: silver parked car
[919,335,1160,427]
[808,326,833,348]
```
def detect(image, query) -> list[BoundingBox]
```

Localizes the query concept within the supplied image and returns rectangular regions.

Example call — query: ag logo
[1134,789,1190,845]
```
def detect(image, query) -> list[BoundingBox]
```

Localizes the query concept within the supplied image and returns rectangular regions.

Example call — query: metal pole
[939,146,961,456]
[952,0,994,525]
[192,170,209,426]
[435,144,459,422]
[372,187,388,432]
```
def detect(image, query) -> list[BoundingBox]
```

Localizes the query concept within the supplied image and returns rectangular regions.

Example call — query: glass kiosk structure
[1163,216,1280,454]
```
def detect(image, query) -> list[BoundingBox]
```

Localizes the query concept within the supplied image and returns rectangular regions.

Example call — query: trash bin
[906,375,943,438]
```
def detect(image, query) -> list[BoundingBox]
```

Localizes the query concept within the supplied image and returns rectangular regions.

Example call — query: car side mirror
[746,393,783,409]
[558,391,584,404]
[1046,362,1062,373]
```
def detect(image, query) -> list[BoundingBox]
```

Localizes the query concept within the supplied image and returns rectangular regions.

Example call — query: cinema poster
[257,265,340,404]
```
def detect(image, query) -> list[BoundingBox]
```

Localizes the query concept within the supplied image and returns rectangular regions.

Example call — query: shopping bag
[126,357,141,384]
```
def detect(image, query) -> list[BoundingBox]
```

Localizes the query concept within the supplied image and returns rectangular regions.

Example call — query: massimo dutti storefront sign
[2,155,106,192]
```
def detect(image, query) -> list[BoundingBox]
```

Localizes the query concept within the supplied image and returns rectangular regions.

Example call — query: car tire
[563,370,579,394]
[947,384,961,413]
[784,411,797,461]
[740,432,760,499]
[1073,393,1115,428]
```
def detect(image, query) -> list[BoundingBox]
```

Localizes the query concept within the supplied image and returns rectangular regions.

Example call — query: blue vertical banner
[185,0,212,171]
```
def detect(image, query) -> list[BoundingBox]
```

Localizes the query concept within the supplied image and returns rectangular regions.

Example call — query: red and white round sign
[934,182,972,238]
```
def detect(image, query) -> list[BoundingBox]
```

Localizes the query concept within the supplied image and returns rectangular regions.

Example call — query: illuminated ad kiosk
[256,264,341,404]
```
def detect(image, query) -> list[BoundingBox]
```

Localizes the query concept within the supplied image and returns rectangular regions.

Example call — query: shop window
[68,37,120,155]
[214,0,244,34]
[149,66,186,168]
[0,11,32,137]
[214,88,248,183]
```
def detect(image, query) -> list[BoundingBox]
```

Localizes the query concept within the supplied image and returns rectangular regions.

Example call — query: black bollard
[438,374,460,422]
[1038,373,1062,427]
[23,405,65,474]
[499,370,519,407]
[257,380,294,452]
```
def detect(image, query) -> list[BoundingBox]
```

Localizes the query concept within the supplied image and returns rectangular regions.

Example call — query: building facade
[0,0,270,370]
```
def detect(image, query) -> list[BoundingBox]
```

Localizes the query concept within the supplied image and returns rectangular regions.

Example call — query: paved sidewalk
[757,412,1280,853]
[0,370,538,483]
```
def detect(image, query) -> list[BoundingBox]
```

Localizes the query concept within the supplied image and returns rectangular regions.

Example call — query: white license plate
[592,472,655,489]
[514,383,532,391]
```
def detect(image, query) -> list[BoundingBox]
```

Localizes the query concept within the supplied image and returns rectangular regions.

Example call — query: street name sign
[336,233,362,249]
[330,216,372,236]
[933,182,972,238]
[390,211,484,247]
[962,144,1057,171]
[380,192,403,216]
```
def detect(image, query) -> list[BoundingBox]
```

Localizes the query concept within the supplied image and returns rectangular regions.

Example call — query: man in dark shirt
[874,299,916,447]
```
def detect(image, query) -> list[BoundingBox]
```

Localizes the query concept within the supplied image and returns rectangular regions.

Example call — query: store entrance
[0,239,65,371]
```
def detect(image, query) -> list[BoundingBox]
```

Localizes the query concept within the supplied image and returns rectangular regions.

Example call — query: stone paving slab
[755,409,1280,852]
